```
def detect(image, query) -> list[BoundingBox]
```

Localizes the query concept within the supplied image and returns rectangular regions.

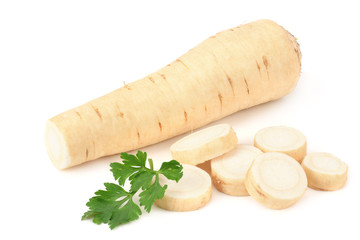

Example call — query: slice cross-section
[301,152,348,191]
[254,126,306,163]
[245,152,307,209]
[211,145,263,196]
[170,123,238,165]
[155,164,212,211]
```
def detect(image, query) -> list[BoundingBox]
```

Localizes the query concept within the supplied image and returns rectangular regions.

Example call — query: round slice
[155,164,212,211]
[301,152,348,191]
[245,152,307,209]
[211,145,263,196]
[170,123,238,165]
[254,126,307,163]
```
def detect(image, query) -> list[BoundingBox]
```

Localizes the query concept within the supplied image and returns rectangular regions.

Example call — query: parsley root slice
[301,152,348,191]
[170,123,238,165]
[45,19,301,169]
[155,164,212,211]
[254,126,307,163]
[245,152,307,209]
[211,144,262,196]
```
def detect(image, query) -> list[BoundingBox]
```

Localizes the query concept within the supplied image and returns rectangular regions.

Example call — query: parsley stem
[148,158,154,171]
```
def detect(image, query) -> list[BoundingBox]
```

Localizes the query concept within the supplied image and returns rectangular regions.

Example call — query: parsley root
[45,19,301,169]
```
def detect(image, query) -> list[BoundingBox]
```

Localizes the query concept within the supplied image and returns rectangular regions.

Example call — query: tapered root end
[44,120,71,169]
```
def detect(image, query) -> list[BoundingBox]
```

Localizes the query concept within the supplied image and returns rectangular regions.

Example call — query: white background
[1,0,359,239]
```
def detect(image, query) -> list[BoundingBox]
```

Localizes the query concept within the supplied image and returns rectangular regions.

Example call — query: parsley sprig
[82,151,183,229]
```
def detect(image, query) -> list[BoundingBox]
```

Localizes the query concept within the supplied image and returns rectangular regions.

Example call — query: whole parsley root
[45,19,301,169]
[82,151,183,229]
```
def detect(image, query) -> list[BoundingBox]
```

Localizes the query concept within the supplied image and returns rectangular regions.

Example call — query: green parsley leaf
[81,183,130,224]
[129,170,155,192]
[82,151,183,229]
[108,198,142,230]
[121,151,146,168]
[139,176,167,213]
[159,160,183,182]
[110,162,138,186]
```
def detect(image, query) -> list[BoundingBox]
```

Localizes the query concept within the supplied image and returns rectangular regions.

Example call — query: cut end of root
[44,120,71,169]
